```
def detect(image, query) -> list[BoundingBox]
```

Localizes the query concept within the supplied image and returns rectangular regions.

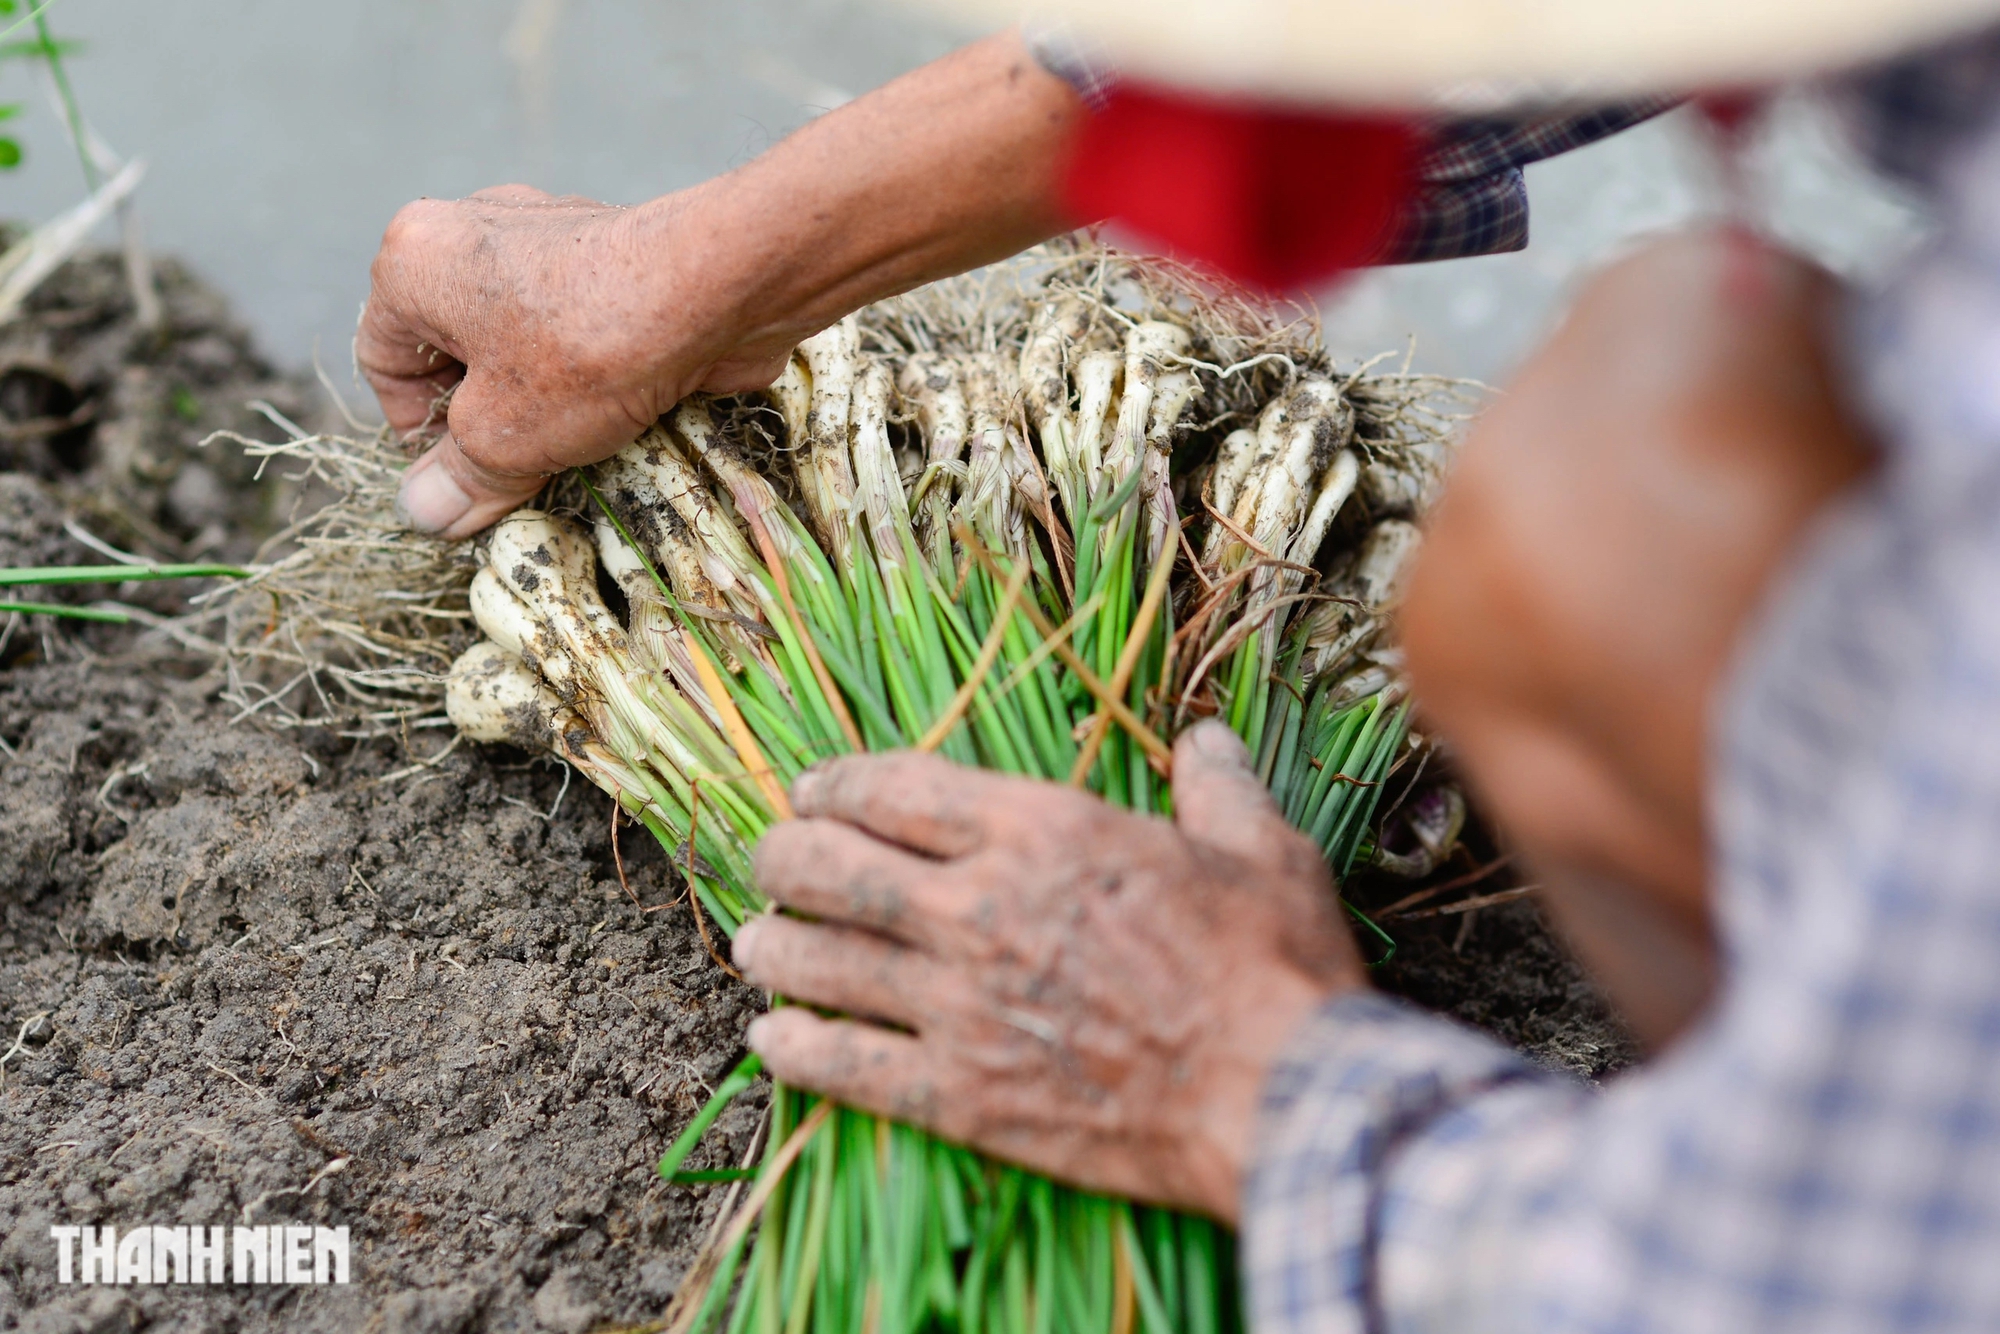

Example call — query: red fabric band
[1060,82,1423,293]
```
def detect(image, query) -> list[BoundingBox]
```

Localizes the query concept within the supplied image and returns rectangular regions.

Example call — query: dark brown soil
[1368,895,1637,1080]
[0,249,1628,1333]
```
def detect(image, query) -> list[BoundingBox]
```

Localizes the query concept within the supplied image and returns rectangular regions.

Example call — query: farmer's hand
[735,724,1365,1223]
[1402,229,1874,1045]
[357,187,803,540]
[359,30,1080,540]
[358,188,752,539]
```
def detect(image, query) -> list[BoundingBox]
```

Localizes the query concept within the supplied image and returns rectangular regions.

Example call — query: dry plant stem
[666,779,732,976]
[1202,499,1280,564]
[1375,852,1516,918]
[704,1106,773,1250]
[610,805,640,907]
[980,590,1105,712]
[688,646,792,820]
[1391,884,1541,920]
[915,558,1032,753]
[1176,582,1323,724]
[962,537,1174,770]
[739,502,864,753]
[1068,534,1178,787]
[686,879,743,981]
[1111,1229,1137,1334]
[0,158,147,324]
[665,1101,834,1334]
[1176,514,1215,592]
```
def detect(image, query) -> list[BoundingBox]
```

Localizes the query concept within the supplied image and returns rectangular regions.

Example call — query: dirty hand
[733,723,1365,1222]
[359,33,1083,541]
[1401,229,1875,1045]
[357,185,803,540]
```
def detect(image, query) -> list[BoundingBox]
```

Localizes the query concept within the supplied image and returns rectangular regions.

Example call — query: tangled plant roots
[214,238,1476,1334]
[200,425,477,737]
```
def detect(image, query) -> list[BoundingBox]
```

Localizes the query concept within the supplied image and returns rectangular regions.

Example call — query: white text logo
[49,1226,350,1285]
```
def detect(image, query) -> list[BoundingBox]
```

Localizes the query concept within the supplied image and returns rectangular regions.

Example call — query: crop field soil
[0,250,1632,1333]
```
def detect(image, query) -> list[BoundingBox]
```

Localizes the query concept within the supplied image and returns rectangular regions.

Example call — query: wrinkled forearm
[648,29,1083,367]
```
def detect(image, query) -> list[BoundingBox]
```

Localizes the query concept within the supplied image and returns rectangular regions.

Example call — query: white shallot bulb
[445,641,558,747]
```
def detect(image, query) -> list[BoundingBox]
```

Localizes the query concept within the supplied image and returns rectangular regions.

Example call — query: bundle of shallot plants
[433,245,1462,1334]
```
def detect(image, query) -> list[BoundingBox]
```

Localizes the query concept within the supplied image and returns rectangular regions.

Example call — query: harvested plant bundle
[285,244,1464,1334]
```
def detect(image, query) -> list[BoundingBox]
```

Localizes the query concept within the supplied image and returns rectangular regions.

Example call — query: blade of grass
[1181,1218,1220,1334]
[660,1053,765,1179]
[0,562,245,586]
[28,0,94,188]
[781,1120,838,1334]
[1345,900,1398,966]
[1142,1209,1181,1331]
[916,556,1029,753]
[685,1221,754,1334]
[667,1099,830,1334]
[0,599,127,623]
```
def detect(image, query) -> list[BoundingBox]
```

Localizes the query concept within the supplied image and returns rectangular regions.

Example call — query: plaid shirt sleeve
[1241,30,2000,1334]
[1377,101,1678,263]
[1243,993,1589,1334]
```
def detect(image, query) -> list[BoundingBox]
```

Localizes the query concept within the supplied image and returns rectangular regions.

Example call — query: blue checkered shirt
[1244,29,2000,1334]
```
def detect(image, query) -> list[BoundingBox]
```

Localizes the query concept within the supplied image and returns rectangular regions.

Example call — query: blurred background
[0,0,1932,391]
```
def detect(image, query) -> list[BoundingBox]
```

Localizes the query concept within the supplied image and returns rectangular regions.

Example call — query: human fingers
[753,818,958,943]
[395,434,550,541]
[697,339,809,396]
[398,358,659,537]
[788,750,1043,858]
[734,916,937,1029]
[354,297,465,436]
[357,199,488,436]
[1170,722,1325,880]
[746,1009,946,1129]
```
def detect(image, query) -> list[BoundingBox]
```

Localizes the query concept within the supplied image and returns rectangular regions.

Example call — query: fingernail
[789,764,828,814]
[732,919,762,971]
[396,447,473,535]
[1189,719,1249,765]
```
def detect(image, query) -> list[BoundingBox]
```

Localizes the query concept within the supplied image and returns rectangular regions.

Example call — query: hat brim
[921,0,2000,107]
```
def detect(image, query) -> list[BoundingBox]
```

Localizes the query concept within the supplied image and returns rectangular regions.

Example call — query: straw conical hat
[922,0,2000,106]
